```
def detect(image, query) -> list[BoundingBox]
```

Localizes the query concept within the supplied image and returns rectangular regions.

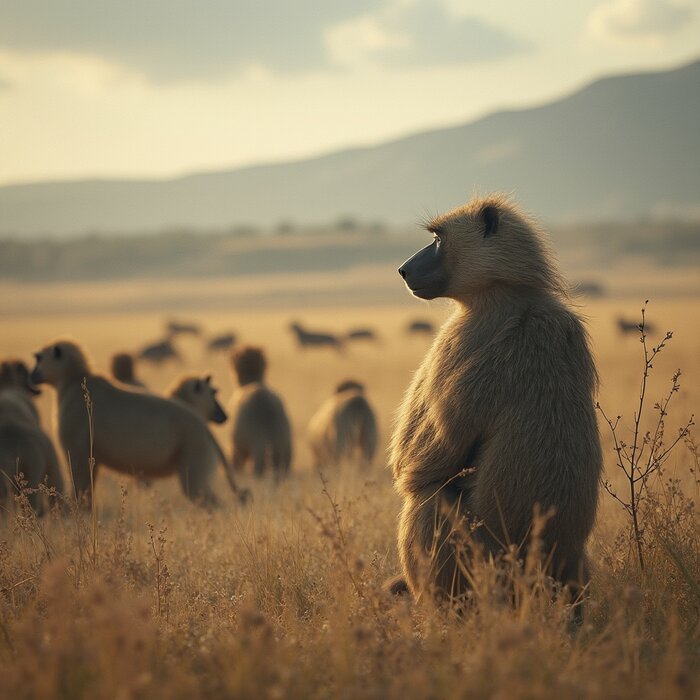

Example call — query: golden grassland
[0,290,699,699]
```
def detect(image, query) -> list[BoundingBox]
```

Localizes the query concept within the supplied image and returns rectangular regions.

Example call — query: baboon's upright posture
[31,341,228,507]
[229,346,292,479]
[391,195,601,617]
[111,353,146,389]
[0,360,63,513]
[308,380,378,469]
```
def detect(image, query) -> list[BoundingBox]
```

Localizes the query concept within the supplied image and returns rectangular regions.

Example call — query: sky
[0,0,698,185]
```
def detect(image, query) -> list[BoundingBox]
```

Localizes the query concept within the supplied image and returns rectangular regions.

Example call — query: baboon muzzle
[398,240,448,300]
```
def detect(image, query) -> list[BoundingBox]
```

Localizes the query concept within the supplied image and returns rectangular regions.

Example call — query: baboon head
[398,195,563,302]
[111,353,135,383]
[0,359,41,396]
[335,379,365,394]
[31,341,90,387]
[171,375,227,424]
[231,346,266,387]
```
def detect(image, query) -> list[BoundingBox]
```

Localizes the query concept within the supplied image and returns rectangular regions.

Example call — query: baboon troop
[391,195,602,620]
[31,341,235,508]
[0,360,63,513]
[308,380,378,468]
[229,346,292,479]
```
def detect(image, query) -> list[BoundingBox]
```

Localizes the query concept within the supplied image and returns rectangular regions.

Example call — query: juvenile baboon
[110,353,146,389]
[308,380,378,469]
[31,341,229,508]
[229,346,292,479]
[0,359,63,513]
[289,322,342,350]
[390,195,602,619]
[170,375,250,503]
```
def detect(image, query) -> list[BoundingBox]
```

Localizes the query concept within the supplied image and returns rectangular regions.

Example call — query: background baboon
[308,380,378,469]
[138,338,180,364]
[111,352,146,389]
[207,332,237,353]
[406,320,435,335]
[170,375,250,503]
[289,322,342,350]
[31,341,228,508]
[0,359,64,513]
[229,346,292,479]
[391,195,602,617]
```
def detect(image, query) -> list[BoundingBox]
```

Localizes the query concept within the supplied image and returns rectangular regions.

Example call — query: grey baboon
[0,359,63,514]
[308,380,378,469]
[110,353,146,389]
[31,341,228,508]
[170,375,250,503]
[289,322,342,350]
[229,346,292,479]
[390,195,602,620]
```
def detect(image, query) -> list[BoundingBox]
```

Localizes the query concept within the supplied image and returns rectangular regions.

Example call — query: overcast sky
[0,0,698,184]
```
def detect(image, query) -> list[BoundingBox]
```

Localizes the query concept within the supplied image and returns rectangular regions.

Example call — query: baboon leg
[176,454,218,509]
[252,447,267,478]
[557,553,590,626]
[272,444,291,481]
[232,443,249,473]
[398,492,475,603]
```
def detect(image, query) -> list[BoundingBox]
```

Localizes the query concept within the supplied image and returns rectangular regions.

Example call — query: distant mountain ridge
[1,58,699,237]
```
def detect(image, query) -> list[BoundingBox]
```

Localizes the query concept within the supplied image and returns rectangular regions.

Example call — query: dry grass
[1,295,699,698]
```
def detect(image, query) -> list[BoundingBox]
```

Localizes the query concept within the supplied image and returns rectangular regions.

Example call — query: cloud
[587,0,694,44]
[327,1,530,68]
[0,0,384,82]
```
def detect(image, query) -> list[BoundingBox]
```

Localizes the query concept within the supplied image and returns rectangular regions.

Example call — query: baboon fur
[391,195,602,615]
[308,380,378,469]
[229,346,292,479]
[111,353,146,390]
[31,341,226,507]
[0,360,64,513]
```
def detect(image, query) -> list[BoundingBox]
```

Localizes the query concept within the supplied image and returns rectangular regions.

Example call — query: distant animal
[31,341,231,508]
[0,359,64,514]
[110,353,146,389]
[390,195,601,622]
[166,319,202,337]
[229,346,292,480]
[169,374,250,503]
[308,380,378,469]
[207,333,237,353]
[617,317,655,335]
[138,339,179,364]
[346,328,378,342]
[406,319,435,335]
[289,322,342,350]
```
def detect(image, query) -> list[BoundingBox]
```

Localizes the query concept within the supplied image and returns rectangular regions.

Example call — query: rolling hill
[1,58,698,237]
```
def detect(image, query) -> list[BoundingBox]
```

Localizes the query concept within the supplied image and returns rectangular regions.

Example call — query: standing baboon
[0,360,63,514]
[170,375,250,503]
[31,341,229,508]
[229,346,292,479]
[110,353,146,389]
[308,380,378,469]
[390,195,602,619]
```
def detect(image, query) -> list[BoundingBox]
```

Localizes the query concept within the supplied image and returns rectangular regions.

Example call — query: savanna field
[1,281,699,699]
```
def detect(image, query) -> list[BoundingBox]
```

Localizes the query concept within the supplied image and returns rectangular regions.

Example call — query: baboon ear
[481,204,500,238]
[53,345,62,359]
[204,374,212,384]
